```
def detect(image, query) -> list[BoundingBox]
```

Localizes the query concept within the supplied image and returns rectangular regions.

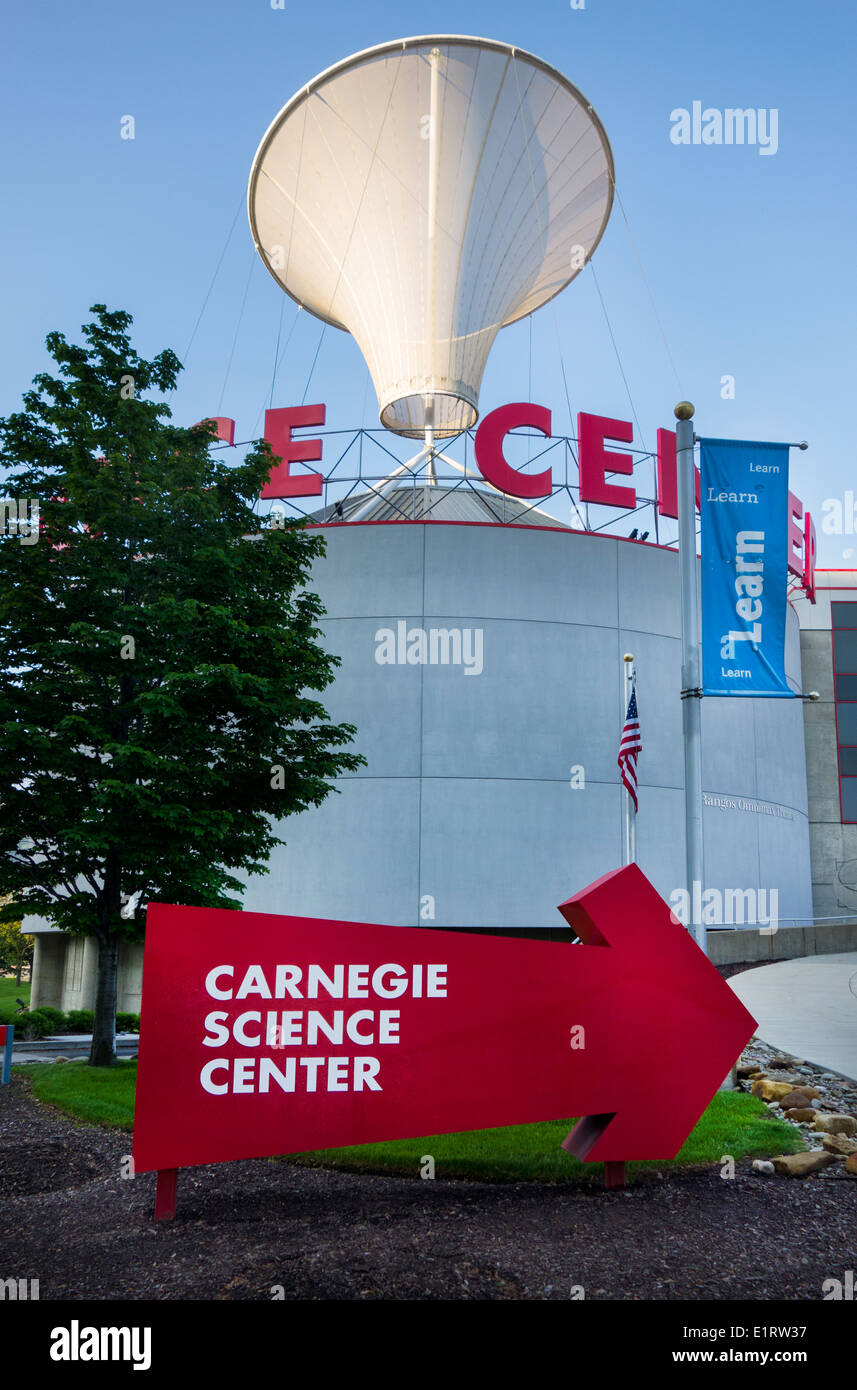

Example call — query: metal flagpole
[623,653,636,865]
[675,401,706,955]
[609,651,636,1191]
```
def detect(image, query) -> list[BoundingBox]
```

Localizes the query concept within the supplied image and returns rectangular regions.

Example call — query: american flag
[618,682,642,812]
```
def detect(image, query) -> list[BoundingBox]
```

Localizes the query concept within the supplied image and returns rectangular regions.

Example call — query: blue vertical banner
[699,437,793,698]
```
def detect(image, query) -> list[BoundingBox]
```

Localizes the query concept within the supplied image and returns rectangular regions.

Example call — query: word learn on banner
[699,436,793,698]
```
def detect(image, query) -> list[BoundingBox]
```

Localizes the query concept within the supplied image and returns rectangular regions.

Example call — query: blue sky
[2,0,855,560]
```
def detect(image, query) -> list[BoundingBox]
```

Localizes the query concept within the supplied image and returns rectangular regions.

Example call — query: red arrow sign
[132,863,756,1179]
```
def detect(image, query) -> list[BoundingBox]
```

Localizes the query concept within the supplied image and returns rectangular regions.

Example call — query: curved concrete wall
[242,522,813,931]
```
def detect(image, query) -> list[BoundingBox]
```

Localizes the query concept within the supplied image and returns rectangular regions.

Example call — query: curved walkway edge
[729,953,857,1082]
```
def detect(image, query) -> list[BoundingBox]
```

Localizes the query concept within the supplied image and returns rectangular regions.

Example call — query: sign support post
[154,1168,178,1222]
[604,1161,626,1190]
[676,401,706,955]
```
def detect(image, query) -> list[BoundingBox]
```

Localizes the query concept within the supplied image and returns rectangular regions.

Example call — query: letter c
[200,1059,230,1094]
[474,403,552,498]
[205,965,234,999]
[234,1011,262,1046]
[346,1010,375,1044]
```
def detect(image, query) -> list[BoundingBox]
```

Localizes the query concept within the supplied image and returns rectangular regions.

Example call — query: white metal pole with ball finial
[675,401,706,955]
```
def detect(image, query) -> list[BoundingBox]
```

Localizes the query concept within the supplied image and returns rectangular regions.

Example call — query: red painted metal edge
[154,1168,178,1221]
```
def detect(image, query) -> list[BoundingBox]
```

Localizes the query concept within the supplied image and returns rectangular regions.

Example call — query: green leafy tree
[0,912,32,985]
[0,305,364,1065]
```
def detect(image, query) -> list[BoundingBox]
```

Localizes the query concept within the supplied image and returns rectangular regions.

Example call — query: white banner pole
[676,401,706,954]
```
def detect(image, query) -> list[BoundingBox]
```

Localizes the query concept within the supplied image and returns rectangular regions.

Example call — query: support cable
[611,184,685,397]
[216,252,256,415]
[587,257,659,541]
[251,303,302,439]
[176,194,245,380]
[300,324,327,405]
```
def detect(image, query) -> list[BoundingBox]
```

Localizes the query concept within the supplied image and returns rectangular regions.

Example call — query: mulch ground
[2,1073,856,1301]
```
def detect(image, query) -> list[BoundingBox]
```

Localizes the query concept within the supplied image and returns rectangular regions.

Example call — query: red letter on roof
[195,417,236,446]
[474,403,552,498]
[656,427,700,518]
[578,413,636,510]
[787,491,804,581]
[803,511,817,604]
[262,405,325,498]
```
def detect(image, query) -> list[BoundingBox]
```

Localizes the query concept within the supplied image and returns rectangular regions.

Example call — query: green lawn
[16,1059,137,1130]
[288,1091,804,1183]
[0,977,30,1012]
[15,1061,804,1181]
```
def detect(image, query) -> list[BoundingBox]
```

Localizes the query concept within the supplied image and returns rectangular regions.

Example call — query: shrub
[33,1005,66,1031]
[2,1006,140,1039]
[64,1008,94,1032]
[15,1009,55,1040]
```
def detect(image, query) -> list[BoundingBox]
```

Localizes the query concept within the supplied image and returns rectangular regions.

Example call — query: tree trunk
[90,934,119,1067]
[15,958,22,986]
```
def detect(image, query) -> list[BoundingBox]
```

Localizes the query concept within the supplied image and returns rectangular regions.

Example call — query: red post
[604,1161,626,1190]
[154,1168,178,1221]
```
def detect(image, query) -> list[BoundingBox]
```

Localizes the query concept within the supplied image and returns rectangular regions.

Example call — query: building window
[832,601,857,823]
[842,778,857,822]
[833,602,857,628]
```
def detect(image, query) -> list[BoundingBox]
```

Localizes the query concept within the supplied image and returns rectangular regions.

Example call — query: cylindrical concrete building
[242,486,813,934]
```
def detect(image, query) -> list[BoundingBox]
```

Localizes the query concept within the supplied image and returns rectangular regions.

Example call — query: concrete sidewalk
[729,953,857,1082]
[11,1033,139,1063]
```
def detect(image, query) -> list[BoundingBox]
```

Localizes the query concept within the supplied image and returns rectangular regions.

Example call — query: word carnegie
[204,961,447,1000]
[200,960,448,1096]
